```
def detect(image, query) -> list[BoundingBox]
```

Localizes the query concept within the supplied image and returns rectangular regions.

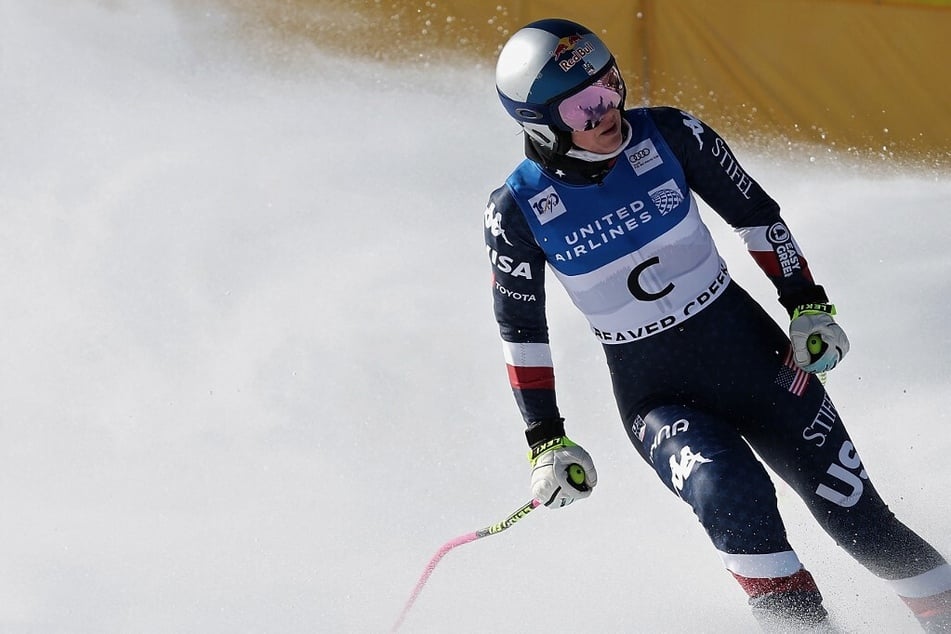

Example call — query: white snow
[1,3,948,632]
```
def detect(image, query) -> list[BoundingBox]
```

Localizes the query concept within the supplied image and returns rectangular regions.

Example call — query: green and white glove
[789,303,850,374]
[529,436,597,508]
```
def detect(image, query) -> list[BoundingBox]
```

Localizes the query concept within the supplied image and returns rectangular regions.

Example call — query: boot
[734,567,831,632]
[902,589,951,633]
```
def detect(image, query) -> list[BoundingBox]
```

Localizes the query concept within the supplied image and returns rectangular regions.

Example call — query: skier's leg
[675,282,951,630]
[745,389,951,631]
[626,404,827,628]
[602,281,949,628]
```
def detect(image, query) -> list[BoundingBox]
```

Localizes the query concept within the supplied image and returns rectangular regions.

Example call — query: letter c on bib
[627,256,675,301]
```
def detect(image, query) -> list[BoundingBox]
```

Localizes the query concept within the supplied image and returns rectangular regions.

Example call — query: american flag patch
[775,347,809,396]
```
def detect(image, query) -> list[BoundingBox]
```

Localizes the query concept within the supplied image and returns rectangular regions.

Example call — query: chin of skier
[484,18,951,632]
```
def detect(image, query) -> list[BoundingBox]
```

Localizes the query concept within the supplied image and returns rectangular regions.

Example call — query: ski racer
[484,18,951,631]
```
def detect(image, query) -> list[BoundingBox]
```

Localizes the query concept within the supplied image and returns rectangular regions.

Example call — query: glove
[528,436,597,508]
[789,303,850,373]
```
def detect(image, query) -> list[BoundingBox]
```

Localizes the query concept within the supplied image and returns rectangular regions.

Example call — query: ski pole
[390,498,541,632]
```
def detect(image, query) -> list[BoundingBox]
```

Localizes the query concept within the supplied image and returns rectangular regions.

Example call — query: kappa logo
[625,138,663,175]
[681,112,704,150]
[648,179,685,215]
[528,186,568,225]
[484,202,513,246]
[669,445,712,495]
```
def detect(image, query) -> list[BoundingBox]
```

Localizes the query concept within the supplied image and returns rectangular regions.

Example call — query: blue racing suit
[483,106,950,627]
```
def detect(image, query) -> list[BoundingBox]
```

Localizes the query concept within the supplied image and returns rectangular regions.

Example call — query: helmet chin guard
[495,18,624,152]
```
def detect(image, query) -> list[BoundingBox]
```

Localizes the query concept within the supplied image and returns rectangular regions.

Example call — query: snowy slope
[0,3,948,632]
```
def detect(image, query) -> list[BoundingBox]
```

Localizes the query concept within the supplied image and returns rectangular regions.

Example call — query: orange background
[219,0,951,167]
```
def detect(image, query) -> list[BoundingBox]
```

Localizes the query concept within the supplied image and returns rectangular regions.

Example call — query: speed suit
[483,106,951,628]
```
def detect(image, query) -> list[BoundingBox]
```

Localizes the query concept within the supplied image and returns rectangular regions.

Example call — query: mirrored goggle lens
[556,67,624,132]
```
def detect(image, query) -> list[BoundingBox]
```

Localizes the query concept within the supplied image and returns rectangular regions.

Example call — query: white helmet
[496,18,626,152]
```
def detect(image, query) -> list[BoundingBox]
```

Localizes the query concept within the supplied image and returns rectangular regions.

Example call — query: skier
[484,18,950,631]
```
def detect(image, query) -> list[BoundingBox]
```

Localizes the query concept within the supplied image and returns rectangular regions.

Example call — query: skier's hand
[790,303,850,373]
[529,436,597,508]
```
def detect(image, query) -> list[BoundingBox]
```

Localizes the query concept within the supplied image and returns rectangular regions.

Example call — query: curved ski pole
[390,498,541,632]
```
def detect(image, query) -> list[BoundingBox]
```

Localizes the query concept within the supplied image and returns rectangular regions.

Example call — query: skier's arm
[651,108,849,371]
[649,107,828,314]
[484,186,598,506]
[484,186,562,442]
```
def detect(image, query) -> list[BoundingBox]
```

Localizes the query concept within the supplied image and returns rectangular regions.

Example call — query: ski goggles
[555,65,625,132]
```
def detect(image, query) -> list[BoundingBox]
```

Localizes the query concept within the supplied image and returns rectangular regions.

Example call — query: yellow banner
[223,0,951,166]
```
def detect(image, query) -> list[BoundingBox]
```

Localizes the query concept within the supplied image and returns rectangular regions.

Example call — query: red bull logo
[552,34,583,59]
[552,34,596,72]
